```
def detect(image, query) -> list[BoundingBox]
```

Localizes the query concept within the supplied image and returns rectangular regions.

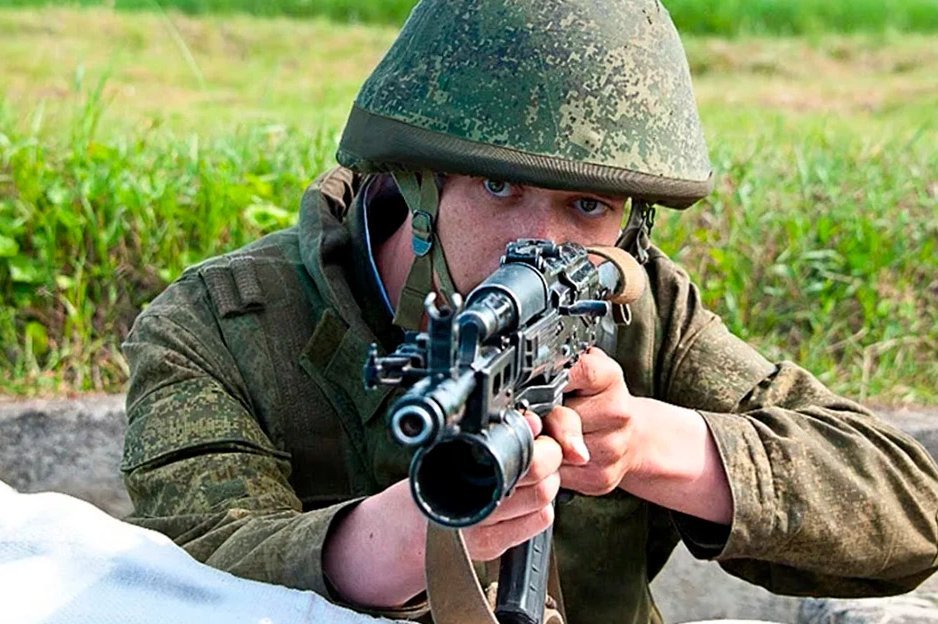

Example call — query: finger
[543,405,590,465]
[466,506,556,562]
[518,436,563,485]
[564,348,625,396]
[558,430,632,496]
[521,410,543,438]
[565,387,639,435]
[563,393,619,434]
[483,472,561,524]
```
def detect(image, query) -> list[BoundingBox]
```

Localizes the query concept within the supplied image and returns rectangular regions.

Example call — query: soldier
[121,1,938,622]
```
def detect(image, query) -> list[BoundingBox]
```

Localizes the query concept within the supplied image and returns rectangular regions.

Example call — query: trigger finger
[544,405,590,465]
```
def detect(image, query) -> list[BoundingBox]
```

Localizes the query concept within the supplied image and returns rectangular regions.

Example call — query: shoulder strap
[200,255,266,318]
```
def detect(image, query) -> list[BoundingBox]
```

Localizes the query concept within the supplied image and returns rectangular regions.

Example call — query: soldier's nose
[529,215,566,242]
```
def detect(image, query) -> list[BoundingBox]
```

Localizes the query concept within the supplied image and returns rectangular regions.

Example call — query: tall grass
[0,78,333,394]
[2,85,935,402]
[3,0,938,34]
[0,9,935,402]
[656,126,937,403]
[667,0,938,36]
[0,0,417,24]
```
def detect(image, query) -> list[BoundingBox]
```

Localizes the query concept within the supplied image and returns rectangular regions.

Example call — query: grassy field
[1,7,936,403]
[3,0,938,35]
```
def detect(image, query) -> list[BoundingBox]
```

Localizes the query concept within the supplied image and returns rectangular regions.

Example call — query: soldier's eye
[483,179,513,198]
[573,198,610,217]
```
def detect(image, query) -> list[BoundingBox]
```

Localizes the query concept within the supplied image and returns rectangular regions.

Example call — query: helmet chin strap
[617,199,655,265]
[390,170,460,331]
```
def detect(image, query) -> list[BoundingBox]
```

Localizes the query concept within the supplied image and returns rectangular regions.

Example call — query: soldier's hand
[462,412,566,561]
[544,348,732,525]
[545,347,641,496]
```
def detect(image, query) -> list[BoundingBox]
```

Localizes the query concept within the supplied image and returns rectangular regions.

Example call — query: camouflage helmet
[338,0,712,209]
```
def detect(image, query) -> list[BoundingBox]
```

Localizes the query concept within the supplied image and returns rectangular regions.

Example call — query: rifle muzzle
[388,371,477,448]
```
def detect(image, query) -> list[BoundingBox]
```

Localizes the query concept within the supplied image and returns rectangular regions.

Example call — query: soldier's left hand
[544,347,641,496]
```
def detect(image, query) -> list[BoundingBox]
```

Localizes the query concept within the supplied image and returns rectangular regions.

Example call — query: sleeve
[120,275,429,620]
[645,251,938,597]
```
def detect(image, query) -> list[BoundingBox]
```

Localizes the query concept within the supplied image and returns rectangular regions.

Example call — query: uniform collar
[297,168,403,352]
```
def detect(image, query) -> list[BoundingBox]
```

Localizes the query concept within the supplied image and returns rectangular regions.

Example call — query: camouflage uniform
[123,167,938,624]
[123,1,938,622]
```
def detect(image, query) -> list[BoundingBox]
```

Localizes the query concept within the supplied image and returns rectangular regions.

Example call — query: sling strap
[617,199,655,265]
[426,524,566,624]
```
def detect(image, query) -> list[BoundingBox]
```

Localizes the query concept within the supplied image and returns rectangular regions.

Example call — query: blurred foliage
[2,85,934,401]
[3,0,938,34]
[0,75,332,393]
[0,8,935,401]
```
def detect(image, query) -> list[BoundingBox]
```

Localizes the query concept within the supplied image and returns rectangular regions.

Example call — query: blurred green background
[0,1,936,402]
[3,0,938,34]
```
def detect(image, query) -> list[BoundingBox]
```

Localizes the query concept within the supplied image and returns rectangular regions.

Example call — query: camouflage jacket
[122,167,938,624]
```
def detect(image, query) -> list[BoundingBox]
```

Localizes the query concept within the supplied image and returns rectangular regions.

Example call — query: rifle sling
[426,524,566,624]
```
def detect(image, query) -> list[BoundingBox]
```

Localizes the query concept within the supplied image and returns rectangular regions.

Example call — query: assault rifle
[365,239,645,624]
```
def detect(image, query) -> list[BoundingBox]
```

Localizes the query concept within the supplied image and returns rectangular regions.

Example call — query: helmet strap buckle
[618,200,656,265]
[411,210,434,257]
[389,169,459,330]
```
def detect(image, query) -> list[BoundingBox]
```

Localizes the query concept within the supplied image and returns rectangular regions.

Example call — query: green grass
[3,0,938,35]
[0,0,419,25]
[0,9,397,136]
[0,91,333,393]
[656,128,937,404]
[0,8,936,403]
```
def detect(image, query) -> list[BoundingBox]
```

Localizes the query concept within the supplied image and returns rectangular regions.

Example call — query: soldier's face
[436,175,627,294]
